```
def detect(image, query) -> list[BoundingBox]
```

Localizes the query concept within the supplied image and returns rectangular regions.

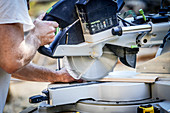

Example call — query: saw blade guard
[63,47,118,80]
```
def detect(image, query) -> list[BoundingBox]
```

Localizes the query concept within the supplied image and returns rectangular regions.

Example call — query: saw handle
[38,29,67,58]
[37,12,67,58]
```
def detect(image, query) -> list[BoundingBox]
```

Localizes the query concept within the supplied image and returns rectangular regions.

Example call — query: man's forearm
[12,63,59,82]
[18,31,41,67]
[12,63,76,83]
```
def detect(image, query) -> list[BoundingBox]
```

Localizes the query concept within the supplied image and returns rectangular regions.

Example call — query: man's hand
[31,14,59,46]
[54,68,76,83]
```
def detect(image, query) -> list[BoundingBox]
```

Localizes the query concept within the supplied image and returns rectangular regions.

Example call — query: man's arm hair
[12,63,75,83]
[0,23,40,73]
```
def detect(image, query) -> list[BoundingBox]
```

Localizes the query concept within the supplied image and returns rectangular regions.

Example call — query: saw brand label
[89,16,117,34]
[76,0,118,35]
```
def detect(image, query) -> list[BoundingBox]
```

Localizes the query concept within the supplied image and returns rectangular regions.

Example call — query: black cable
[117,15,136,26]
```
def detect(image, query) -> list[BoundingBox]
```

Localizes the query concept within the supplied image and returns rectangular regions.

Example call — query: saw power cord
[117,15,136,26]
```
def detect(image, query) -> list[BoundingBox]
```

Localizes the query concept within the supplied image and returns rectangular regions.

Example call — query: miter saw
[26,0,170,113]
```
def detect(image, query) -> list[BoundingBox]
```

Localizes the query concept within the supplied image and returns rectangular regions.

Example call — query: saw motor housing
[76,0,118,35]
[38,0,123,57]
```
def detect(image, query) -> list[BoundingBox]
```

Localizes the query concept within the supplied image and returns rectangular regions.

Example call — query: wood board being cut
[99,71,158,83]
[137,52,170,74]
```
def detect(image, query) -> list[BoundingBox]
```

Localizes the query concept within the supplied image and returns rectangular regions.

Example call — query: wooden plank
[137,52,170,74]
[99,76,158,83]
[139,73,170,78]
[99,71,158,83]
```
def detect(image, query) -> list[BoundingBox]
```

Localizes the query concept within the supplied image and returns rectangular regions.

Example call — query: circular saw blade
[64,47,118,80]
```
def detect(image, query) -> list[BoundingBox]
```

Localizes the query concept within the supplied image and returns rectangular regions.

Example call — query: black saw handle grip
[38,28,67,58]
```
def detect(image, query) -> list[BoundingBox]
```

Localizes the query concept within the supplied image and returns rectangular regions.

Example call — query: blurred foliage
[28,0,169,19]
[29,0,59,18]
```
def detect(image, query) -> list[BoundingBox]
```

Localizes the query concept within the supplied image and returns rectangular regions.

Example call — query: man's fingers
[65,77,76,83]
[40,33,55,46]
[47,32,55,40]
[44,21,59,28]
[47,27,56,34]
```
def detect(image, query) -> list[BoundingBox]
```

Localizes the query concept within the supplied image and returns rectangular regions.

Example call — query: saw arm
[38,0,170,80]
